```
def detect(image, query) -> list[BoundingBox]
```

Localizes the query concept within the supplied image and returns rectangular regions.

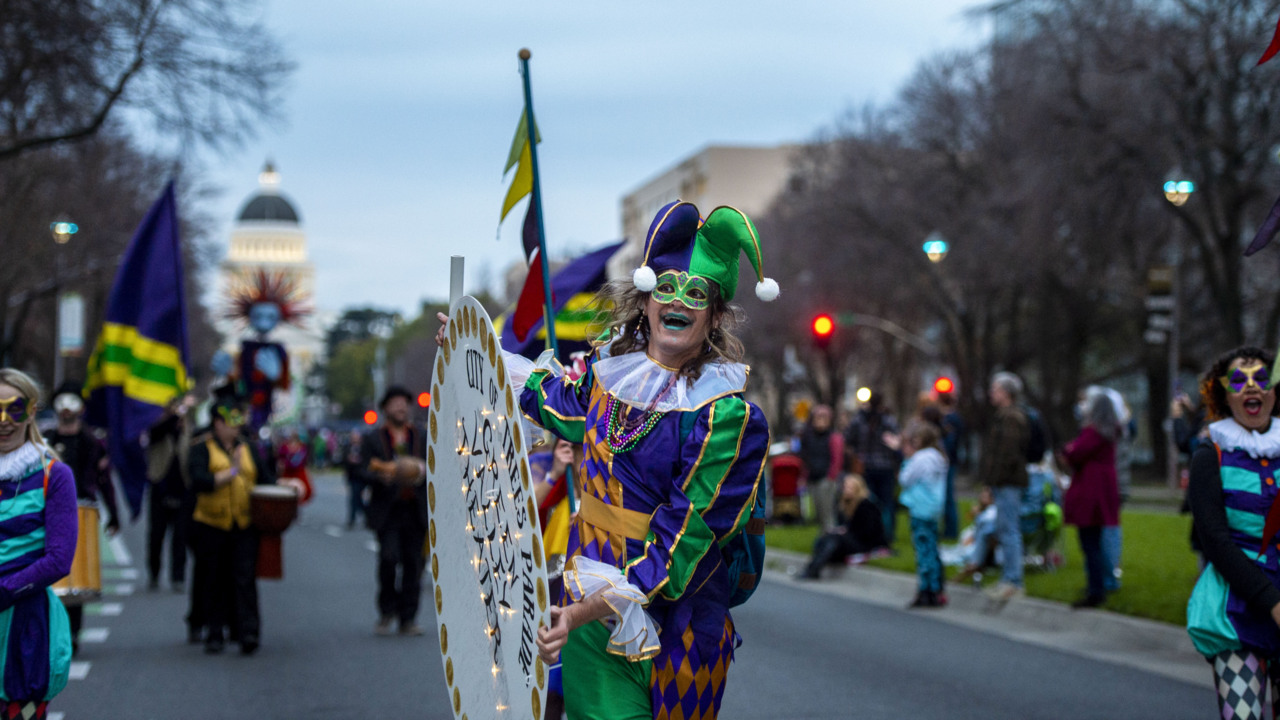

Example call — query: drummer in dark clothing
[44,381,120,656]
[362,386,428,637]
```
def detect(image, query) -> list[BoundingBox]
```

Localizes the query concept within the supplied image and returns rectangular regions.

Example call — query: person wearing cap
[187,399,273,655]
[361,386,428,637]
[0,369,75,719]
[438,202,775,720]
[44,381,120,656]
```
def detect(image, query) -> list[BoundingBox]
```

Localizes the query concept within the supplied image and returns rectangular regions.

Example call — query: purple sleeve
[0,463,78,609]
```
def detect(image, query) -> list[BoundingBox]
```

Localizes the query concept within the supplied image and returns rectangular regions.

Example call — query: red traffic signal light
[812,314,835,338]
[934,376,955,394]
[417,392,431,408]
[363,410,379,425]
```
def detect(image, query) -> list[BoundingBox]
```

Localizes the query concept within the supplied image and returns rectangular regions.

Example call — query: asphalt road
[52,471,1209,720]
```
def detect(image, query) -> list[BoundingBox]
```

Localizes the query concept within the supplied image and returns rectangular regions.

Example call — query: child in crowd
[893,421,949,608]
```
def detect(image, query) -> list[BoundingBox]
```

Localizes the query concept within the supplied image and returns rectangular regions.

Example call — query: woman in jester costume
[1187,346,1280,719]
[0,370,74,720]
[525,201,776,720]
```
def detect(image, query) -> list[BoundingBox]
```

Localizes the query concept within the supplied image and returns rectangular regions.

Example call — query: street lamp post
[50,220,78,389]
[1163,180,1194,490]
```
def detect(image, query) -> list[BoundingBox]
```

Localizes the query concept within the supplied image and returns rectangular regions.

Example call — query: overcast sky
[200,1,988,318]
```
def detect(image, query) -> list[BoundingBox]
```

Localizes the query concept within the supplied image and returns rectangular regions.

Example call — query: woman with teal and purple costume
[0,369,75,720]
[1187,346,1280,719]
[525,202,777,720]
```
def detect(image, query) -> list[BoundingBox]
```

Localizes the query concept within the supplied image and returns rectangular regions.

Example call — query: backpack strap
[43,456,54,498]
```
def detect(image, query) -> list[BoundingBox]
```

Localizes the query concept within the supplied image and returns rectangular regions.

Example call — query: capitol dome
[236,162,301,224]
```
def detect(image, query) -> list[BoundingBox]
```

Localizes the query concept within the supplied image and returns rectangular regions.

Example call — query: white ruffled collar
[0,443,44,482]
[592,351,749,413]
[1209,419,1280,458]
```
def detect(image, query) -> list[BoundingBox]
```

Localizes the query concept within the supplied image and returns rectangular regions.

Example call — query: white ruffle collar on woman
[0,442,44,482]
[515,341,750,413]
[1208,418,1280,459]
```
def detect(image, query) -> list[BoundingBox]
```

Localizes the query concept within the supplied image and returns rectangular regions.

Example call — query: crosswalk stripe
[68,662,90,680]
[324,526,343,538]
[103,568,139,581]
[80,628,109,644]
[109,583,135,596]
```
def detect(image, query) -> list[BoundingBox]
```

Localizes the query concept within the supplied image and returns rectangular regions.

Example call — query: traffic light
[417,392,431,408]
[933,376,955,395]
[812,314,835,349]
[363,410,379,425]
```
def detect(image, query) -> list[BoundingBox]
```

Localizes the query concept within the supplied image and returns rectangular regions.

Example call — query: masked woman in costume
[1186,346,1280,719]
[0,369,75,719]
[442,202,776,719]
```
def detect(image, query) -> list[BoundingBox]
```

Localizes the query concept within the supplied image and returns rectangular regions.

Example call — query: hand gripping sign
[426,296,551,720]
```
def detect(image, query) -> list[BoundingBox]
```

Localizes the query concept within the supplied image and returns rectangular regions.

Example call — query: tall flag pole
[517,48,559,357]
[84,180,191,518]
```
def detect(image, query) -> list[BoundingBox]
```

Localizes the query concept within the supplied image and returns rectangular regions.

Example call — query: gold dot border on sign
[430,411,438,443]
[537,576,547,611]
[532,532,542,568]
[431,552,439,582]
[536,657,545,688]
[531,690,541,720]
[428,446,435,475]
[440,623,448,654]
[435,585,443,614]
[453,687,461,714]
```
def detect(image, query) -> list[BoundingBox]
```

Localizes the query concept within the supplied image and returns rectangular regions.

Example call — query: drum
[251,485,298,580]
[53,504,102,605]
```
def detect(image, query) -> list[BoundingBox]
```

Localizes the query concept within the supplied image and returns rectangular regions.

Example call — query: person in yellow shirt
[187,399,273,655]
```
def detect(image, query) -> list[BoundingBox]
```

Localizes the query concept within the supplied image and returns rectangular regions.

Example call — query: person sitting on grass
[800,474,889,579]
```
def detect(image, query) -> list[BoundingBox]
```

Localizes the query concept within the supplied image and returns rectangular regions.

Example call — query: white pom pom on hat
[632,266,658,292]
[755,278,780,302]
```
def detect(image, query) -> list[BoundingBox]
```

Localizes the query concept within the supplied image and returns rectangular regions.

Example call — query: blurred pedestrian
[891,421,948,608]
[800,474,889,579]
[1185,346,1280,718]
[44,381,120,655]
[277,429,312,504]
[981,371,1030,605]
[145,394,195,596]
[342,430,367,530]
[938,392,965,539]
[845,392,902,540]
[188,398,272,655]
[1060,388,1121,609]
[363,386,428,637]
[0,369,75,718]
[798,404,843,531]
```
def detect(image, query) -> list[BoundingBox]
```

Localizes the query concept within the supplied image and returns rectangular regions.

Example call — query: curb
[765,548,1209,686]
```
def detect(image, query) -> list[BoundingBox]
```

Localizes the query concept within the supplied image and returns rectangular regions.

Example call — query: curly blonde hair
[589,278,745,378]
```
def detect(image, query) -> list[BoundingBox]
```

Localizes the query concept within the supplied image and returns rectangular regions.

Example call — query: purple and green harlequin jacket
[520,347,770,660]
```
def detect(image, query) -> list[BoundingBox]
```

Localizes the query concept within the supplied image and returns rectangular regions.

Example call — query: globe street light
[922,231,949,263]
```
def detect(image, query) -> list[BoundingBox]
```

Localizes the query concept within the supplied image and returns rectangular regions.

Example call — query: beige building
[614,144,801,277]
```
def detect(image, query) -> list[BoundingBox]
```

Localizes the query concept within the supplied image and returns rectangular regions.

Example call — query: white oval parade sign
[426,296,550,720]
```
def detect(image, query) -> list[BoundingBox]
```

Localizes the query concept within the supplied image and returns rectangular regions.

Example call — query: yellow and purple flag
[85,180,190,517]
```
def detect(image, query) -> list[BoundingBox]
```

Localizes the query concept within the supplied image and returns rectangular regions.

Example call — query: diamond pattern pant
[1213,650,1280,719]
[2,701,47,720]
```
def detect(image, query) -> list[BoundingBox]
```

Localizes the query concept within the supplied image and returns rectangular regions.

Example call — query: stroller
[1020,463,1066,571]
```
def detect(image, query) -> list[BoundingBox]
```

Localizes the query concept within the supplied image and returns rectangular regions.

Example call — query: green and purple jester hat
[631,201,779,304]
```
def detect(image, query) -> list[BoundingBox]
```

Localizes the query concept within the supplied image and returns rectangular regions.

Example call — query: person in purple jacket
[0,369,75,719]
[1059,387,1121,609]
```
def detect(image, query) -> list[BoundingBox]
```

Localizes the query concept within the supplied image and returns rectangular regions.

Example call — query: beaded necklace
[604,394,665,454]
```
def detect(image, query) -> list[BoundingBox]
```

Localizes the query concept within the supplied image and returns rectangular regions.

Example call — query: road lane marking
[87,603,123,617]
[69,662,90,680]
[104,567,139,580]
[80,628,109,644]
[109,583,135,596]
[108,536,132,566]
[49,713,64,720]
[324,525,343,538]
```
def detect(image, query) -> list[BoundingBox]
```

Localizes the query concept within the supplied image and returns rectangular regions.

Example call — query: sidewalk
[765,548,1210,688]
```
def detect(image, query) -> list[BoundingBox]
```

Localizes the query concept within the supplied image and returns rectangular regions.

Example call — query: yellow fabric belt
[578,492,651,541]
